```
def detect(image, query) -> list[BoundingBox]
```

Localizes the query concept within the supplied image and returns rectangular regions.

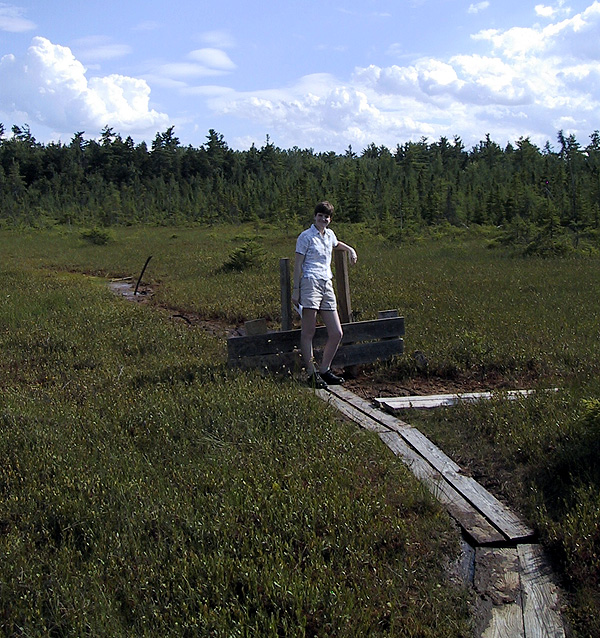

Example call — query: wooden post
[334,250,353,323]
[280,258,293,331]
[134,255,152,296]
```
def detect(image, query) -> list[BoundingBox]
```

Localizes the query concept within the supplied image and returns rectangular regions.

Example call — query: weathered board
[325,386,535,543]
[376,389,559,412]
[229,316,405,357]
[227,316,404,370]
[317,388,505,544]
[377,390,538,411]
[229,339,404,371]
[380,431,505,545]
[474,548,524,638]
[326,386,413,429]
[518,544,565,638]
[438,470,534,542]
[316,389,389,433]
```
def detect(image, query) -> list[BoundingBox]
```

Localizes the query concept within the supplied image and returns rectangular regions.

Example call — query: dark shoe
[320,369,344,385]
[307,372,328,389]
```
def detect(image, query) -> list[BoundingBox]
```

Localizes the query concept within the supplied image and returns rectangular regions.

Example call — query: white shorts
[300,277,337,311]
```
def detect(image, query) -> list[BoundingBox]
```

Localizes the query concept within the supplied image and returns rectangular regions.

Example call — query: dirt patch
[109,278,245,339]
[343,369,537,403]
[109,278,153,302]
[166,311,245,339]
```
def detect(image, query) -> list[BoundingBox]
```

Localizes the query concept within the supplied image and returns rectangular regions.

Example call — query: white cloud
[188,48,236,71]
[199,30,235,49]
[72,36,132,63]
[151,47,236,84]
[0,36,168,135]
[473,2,600,60]
[472,26,546,58]
[199,2,600,152]
[468,2,490,15]
[535,4,557,17]
[535,1,571,19]
[205,72,438,151]
[156,62,222,79]
[0,3,35,32]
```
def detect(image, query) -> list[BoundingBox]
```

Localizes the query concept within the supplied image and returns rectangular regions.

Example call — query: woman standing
[292,201,358,388]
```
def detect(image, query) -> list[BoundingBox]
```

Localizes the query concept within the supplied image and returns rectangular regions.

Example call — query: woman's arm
[334,241,358,264]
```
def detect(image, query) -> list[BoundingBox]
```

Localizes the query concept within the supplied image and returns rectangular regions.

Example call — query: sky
[0,0,599,153]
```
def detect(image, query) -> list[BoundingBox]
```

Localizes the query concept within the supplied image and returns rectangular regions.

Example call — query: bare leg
[319,310,343,373]
[300,308,318,375]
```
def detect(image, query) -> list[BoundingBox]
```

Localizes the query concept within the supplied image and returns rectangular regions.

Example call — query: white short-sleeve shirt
[295,224,338,280]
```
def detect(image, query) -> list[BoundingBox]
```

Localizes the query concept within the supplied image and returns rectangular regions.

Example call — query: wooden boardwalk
[315,386,566,638]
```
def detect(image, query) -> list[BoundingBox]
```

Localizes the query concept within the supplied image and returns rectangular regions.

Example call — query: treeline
[1,122,600,236]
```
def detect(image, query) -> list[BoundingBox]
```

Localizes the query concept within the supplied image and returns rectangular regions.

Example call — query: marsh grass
[2,223,600,635]
[0,248,470,636]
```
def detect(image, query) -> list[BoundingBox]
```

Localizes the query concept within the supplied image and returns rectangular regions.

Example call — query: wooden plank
[331,339,404,367]
[377,390,539,411]
[474,548,524,638]
[227,317,405,359]
[316,390,389,433]
[386,396,460,409]
[388,430,533,540]
[326,385,413,429]
[479,605,525,638]
[380,432,505,545]
[518,545,565,638]
[313,386,564,636]
[229,338,404,370]
[448,475,535,542]
[475,548,522,605]
[327,386,535,542]
[314,387,503,544]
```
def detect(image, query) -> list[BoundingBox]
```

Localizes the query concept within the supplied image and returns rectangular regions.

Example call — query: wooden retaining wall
[227,315,404,371]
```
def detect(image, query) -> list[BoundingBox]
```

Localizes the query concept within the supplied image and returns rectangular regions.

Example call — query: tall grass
[2,223,600,635]
[0,249,470,636]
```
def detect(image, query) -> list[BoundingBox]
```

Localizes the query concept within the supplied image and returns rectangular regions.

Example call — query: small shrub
[80,227,113,245]
[221,239,265,272]
[523,233,572,257]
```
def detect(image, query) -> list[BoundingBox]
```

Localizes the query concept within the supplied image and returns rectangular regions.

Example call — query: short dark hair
[314,201,334,217]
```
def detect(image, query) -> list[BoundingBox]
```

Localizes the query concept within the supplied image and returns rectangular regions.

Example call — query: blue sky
[0,0,598,152]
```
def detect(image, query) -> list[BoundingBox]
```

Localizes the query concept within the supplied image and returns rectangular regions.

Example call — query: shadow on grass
[131,363,227,388]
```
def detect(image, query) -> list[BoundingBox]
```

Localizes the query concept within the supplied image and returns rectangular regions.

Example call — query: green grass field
[1,223,599,636]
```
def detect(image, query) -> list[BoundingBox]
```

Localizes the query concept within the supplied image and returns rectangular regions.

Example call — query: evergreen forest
[2,123,600,243]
